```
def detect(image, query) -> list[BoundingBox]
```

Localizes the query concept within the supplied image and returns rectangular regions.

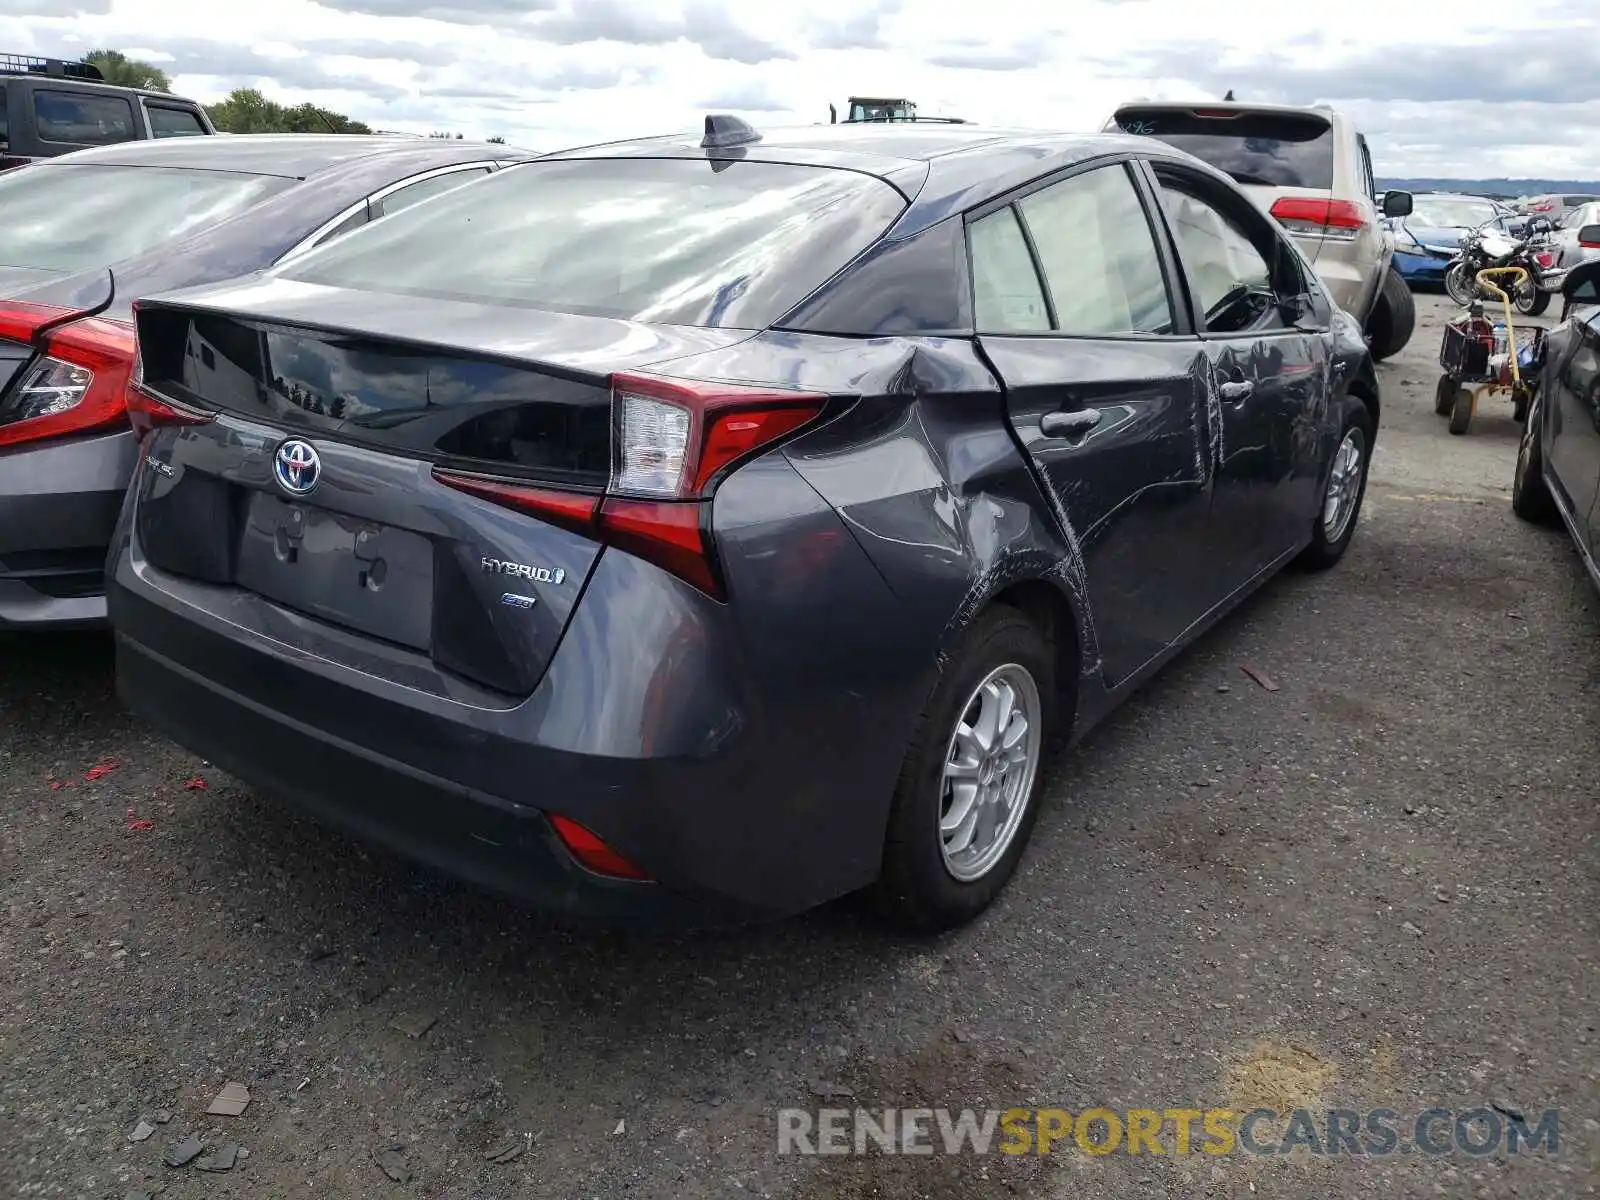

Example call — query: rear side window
[280,157,908,329]
[1015,164,1174,336]
[34,90,136,145]
[0,90,8,145]
[970,207,1049,332]
[1113,108,1335,190]
[372,167,490,218]
[0,163,289,272]
[147,105,207,138]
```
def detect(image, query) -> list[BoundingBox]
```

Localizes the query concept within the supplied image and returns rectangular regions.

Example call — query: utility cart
[1435,266,1546,435]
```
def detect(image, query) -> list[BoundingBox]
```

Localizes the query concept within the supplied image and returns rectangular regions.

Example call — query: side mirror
[1561,261,1600,319]
[1579,224,1600,250]
[1382,190,1413,218]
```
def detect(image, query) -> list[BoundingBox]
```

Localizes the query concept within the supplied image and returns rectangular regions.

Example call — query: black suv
[0,53,213,171]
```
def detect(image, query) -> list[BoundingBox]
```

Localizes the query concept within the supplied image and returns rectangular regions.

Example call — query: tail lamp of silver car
[1269,196,1368,242]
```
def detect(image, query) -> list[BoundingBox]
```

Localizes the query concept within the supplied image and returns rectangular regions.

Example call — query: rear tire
[1516,286,1551,317]
[1434,374,1457,415]
[1448,387,1475,435]
[1298,397,1374,571]
[875,606,1057,933]
[1512,392,1559,526]
[1367,266,1415,361]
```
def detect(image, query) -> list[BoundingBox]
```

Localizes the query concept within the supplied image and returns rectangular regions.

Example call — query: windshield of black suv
[1112,107,1336,190]
[278,156,909,329]
[0,163,290,272]
[1409,196,1499,229]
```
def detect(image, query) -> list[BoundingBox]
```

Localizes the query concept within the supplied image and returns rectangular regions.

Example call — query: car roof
[43,134,526,179]
[544,123,1188,237]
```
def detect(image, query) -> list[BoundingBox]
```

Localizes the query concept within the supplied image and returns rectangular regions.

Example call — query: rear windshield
[0,164,289,272]
[279,156,909,328]
[1113,108,1335,190]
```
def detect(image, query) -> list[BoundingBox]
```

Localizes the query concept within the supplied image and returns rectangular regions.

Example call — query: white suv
[1106,101,1416,359]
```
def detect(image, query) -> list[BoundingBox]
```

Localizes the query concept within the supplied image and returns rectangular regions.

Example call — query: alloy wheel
[1323,428,1366,543]
[938,664,1043,883]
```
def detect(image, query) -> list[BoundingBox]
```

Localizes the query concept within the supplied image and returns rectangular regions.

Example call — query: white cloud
[3,0,1597,177]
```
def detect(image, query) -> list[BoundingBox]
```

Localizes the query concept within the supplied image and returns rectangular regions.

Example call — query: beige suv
[1106,101,1416,359]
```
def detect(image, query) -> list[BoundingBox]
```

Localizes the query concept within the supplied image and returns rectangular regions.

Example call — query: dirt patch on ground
[1224,1039,1339,1113]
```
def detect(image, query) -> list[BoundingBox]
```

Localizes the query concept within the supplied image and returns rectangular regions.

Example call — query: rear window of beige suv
[1110,107,1335,190]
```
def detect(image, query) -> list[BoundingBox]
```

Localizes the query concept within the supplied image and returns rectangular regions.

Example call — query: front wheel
[1298,398,1374,570]
[875,606,1057,932]
[1445,259,1476,306]
[1434,374,1457,415]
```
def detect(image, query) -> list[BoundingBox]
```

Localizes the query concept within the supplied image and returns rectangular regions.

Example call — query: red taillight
[0,302,137,450]
[547,814,651,881]
[433,372,828,600]
[1581,235,1600,249]
[607,372,827,498]
[1535,250,1556,268]
[1269,197,1368,232]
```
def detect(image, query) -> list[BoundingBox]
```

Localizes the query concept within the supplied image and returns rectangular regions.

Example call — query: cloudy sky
[9,0,1600,179]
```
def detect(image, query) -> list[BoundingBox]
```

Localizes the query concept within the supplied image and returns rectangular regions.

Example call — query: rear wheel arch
[932,567,1083,745]
[989,578,1081,738]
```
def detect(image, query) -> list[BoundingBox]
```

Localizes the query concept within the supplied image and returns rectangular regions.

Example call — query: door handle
[1219,380,1254,403]
[1040,408,1103,439]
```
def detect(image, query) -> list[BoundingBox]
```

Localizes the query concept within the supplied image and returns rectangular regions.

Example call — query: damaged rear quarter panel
[664,329,1093,735]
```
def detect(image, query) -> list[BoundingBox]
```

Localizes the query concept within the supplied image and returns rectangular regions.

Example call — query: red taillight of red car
[0,300,210,449]
[433,372,828,601]
[1269,197,1368,242]
[547,814,652,880]
[0,302,138,450]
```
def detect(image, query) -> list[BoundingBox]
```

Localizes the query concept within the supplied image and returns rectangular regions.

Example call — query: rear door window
[34,89,136,145]
[1014,163,1175,336]
[147,104,207,138]
[1113,108,1335,190]
[280,157,908,329]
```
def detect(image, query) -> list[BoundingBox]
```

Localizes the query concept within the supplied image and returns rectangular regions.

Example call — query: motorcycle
[1444,216,1563,316]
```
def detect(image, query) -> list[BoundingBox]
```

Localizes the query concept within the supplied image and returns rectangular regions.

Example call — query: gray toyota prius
[0,134,524,628]
[108,120,1380,931]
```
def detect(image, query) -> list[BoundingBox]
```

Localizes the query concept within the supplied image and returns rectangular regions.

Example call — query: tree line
[83,49,503,142]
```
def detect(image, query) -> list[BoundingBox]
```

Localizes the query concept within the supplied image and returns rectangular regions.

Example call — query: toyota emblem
[273,439,321,496]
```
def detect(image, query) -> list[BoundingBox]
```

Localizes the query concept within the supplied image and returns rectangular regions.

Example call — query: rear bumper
[0,428,134,629]
[107,452,925,926]
[116,632,744,928]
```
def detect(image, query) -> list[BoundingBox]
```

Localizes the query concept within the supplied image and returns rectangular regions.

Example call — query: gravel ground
[2,294,1597,1199]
